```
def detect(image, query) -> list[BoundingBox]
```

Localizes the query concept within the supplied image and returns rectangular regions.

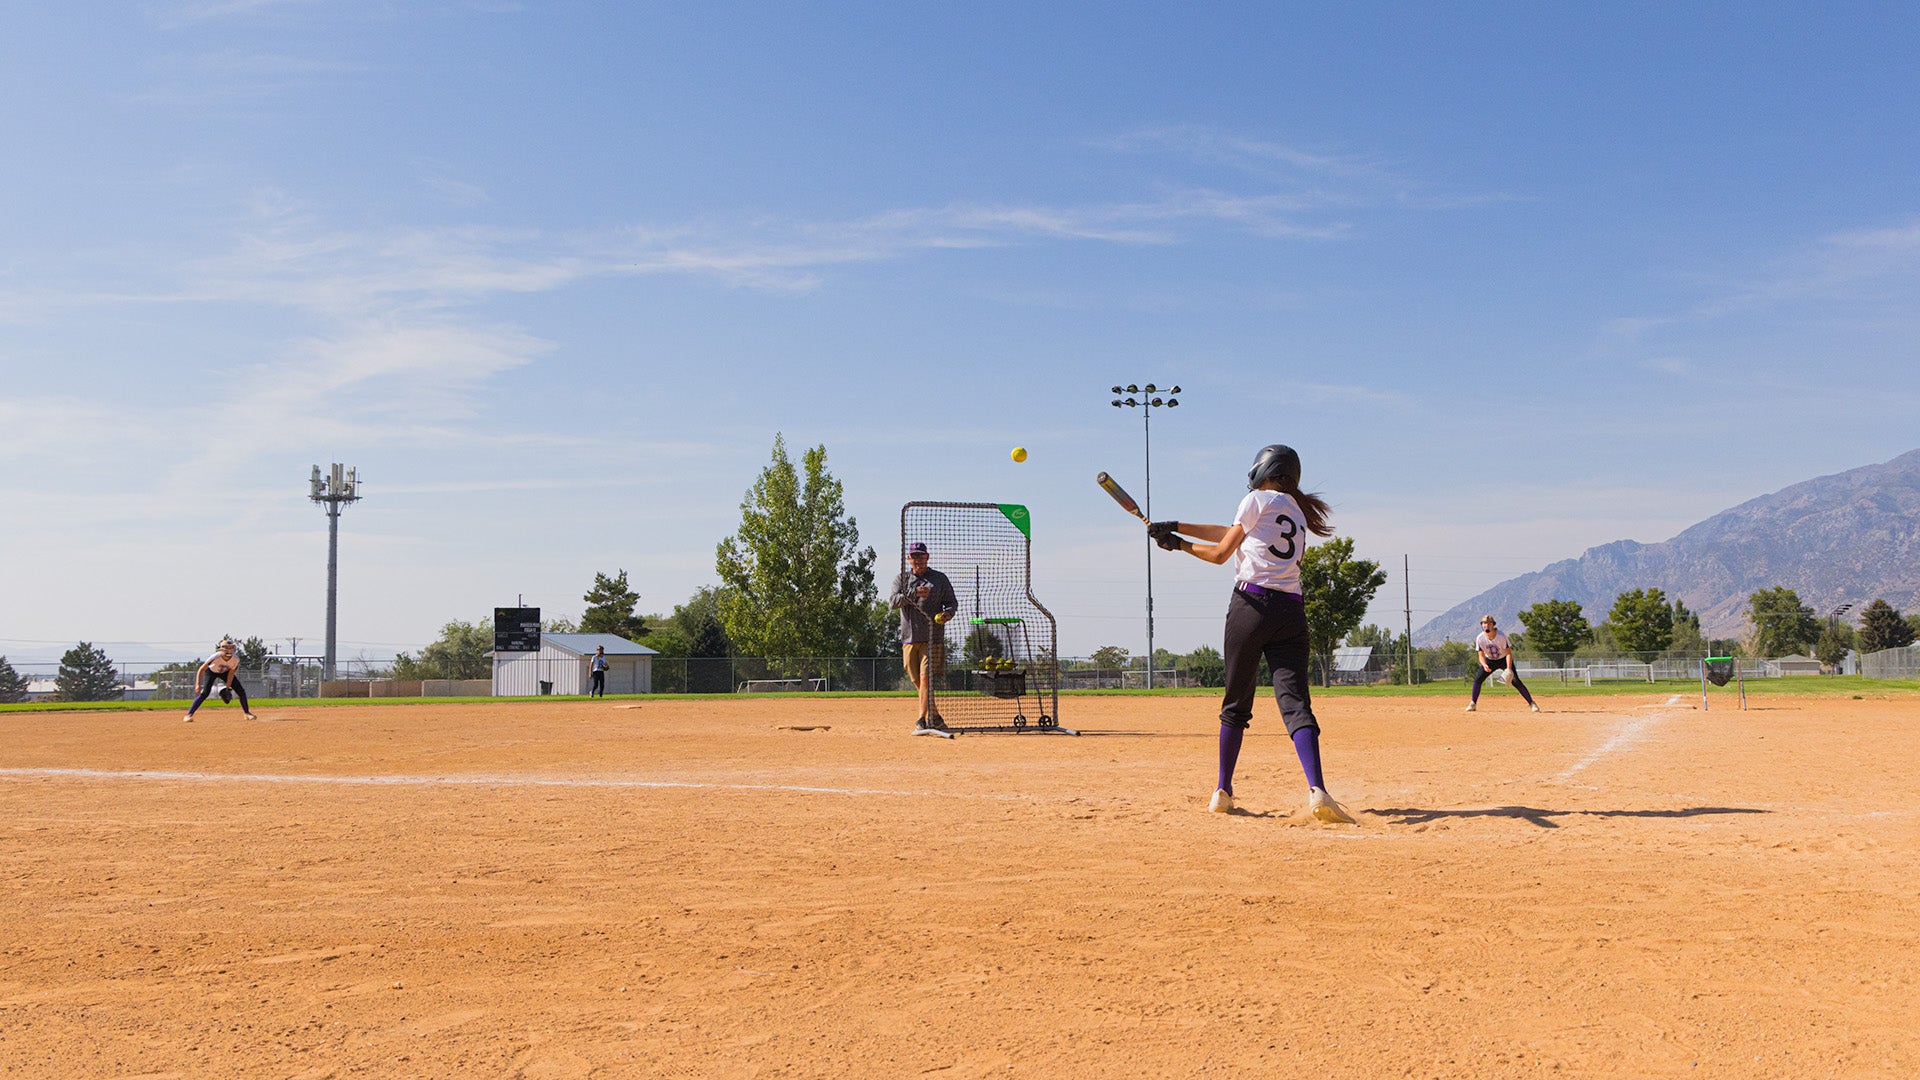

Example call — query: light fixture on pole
[308,463,362,682]
[1110,383,1181,689]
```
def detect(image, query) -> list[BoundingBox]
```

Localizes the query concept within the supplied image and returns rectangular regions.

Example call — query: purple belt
[1236,581,1300,599]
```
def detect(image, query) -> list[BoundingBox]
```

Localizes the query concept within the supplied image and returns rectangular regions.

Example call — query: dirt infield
[4,691,1919,1078]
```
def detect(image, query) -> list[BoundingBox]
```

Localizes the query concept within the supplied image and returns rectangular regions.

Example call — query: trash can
[538,680,553,695]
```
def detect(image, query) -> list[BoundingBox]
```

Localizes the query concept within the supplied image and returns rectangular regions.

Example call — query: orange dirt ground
[4,691,1919,1079]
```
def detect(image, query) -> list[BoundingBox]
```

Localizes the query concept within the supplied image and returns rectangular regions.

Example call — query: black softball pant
[1219,588,1318,735]
[1470,662,1533,702]
[188,672,249,713]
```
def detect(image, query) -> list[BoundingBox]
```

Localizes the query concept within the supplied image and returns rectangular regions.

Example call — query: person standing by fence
[588,645,608,697]
[890,541,958,732]
[1467,615,1539,713]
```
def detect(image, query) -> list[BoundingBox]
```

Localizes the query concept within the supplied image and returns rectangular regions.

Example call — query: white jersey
[1233,489,1308,594]
[1474,631,1512,661]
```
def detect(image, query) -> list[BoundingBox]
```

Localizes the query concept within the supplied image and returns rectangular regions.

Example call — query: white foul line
[1556,713,1665,781]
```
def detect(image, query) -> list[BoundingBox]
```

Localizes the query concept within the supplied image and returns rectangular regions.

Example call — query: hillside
[1415,449,1920,645]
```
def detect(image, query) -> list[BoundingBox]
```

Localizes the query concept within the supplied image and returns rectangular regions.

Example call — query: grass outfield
[6,674,1918,715]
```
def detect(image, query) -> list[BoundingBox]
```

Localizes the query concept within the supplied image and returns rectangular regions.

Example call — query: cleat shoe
[926,716,948,731]
[914,717,929,731]
[1310,786,1357,824]
[183,714,194,723]
[1464,703,1476,712]
[244,713,259,721]
[1530,704,1540,713]
[1209,789,1234,814]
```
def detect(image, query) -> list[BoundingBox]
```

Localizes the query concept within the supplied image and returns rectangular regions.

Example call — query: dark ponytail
[1284,484,1333,537]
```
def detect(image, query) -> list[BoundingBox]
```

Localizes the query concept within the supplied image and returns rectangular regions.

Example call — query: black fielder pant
[1219,587,1319,735]
[1470,663,1534,704]
[590,670,606,697]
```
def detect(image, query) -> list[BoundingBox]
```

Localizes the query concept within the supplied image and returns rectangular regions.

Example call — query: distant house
[1771,653,1822,676]
[489,632,658,696]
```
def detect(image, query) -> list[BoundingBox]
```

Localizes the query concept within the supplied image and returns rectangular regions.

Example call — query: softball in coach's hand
[1011,446,1027,463]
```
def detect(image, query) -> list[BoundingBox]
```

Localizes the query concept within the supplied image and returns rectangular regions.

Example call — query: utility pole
[1404,555,1414,685]
[308,464,362,681]
[1110,383,1181,689]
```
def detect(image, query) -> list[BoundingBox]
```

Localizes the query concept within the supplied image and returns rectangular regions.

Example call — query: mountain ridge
[1413,449,1920,645]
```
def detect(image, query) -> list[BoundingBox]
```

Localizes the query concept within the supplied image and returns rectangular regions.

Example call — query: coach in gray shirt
[890,541,958,731]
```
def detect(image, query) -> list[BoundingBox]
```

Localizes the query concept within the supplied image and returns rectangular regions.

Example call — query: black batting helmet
[1247,444,1301,491]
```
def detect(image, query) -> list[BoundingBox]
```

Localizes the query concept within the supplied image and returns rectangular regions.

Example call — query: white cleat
[1208,789,1234,814]
[1464,703,1476,712]
[1530,704,1540,713]
[1310,786,1357,825]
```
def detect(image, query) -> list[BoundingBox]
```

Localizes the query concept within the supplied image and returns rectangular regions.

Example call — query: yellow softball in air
[1011,446,1028,463]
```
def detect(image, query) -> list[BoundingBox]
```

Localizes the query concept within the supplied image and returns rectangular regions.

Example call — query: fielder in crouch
[183,638,256,722]
[1146,444,1357,823]
[1467,614,1539,712]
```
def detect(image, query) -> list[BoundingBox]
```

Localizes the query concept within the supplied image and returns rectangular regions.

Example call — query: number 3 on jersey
[1267,512,1299,560]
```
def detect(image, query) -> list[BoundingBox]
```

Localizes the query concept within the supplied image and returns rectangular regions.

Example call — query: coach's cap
[908,542,929,555]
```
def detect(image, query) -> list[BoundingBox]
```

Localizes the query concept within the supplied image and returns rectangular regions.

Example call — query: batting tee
[901,501,1073,735]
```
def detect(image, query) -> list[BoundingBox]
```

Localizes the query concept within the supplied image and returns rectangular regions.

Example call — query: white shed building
[490,633,658,696]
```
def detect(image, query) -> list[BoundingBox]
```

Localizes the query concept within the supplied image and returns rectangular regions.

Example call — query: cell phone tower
[309,463,362,681]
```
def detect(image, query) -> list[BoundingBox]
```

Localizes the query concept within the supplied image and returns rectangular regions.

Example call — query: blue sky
[3,2,1917,667]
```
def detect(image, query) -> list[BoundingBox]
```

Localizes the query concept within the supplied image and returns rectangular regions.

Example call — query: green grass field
[5,674,1917,715]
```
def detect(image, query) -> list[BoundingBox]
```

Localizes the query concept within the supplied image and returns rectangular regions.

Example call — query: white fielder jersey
[1474,631,1512,661]
[1233,489,1308,593]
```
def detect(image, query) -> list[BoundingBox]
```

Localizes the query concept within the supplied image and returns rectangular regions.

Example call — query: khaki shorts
[903,643,945,682]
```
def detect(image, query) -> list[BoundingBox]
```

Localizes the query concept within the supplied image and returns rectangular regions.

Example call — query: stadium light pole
[308,463,362,681]
[1111,383,1180,689]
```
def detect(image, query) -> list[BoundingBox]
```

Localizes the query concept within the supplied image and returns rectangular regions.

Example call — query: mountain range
[1414,449,1920,645]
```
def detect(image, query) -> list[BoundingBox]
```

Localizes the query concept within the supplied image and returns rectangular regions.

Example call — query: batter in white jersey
[1146,444,1358,824]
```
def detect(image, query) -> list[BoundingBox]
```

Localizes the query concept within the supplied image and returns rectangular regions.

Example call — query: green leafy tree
[715,436,878,671]
[1089,645,1132,674]
[0,656,29,703]
[543,616,579,633]
[56,642,122,702]
[1747,587,1819,658]
[580,570,651,640]
[1418,640,1475,681]
[1608,588,1676,657]
[1814,621,1854,671]
[1516,600,1591,664]
[391,619,493,680]
[1184,645,1225,687]
[1857,599,1916,653]
[219,635,270,670]
[1907,613,1920,642]
[1300,536,1387,685]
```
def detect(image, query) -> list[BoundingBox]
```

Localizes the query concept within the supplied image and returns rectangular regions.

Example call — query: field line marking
[0,766,1033,802]
[1554,712,1667,781]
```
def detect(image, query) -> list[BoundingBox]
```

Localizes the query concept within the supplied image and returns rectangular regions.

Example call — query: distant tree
[1667,613,1707,657]
[56,642,122,702]
[543,616,579,633]
[1907,613,1920,642]
[715,435,878,670]
[1747,587,1820,658]
[391,619,493,680]
[1300,537,1387,685]
[0,656,28,703]
[1574,620,1622,659]
[1512,591,1589,661]
[1418,640,1475,680]
[1089,645,1132,674]
[219,635,270,670]
[1609,588,1676,657]
[1857,599,1916,653]
[579,570,650,640]
[1185,645,1225,687]
[1814,621,1854,672]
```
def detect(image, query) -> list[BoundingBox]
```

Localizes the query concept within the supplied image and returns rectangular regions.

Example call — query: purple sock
[1217,724,1244,795]
[1292,727,1326,792]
